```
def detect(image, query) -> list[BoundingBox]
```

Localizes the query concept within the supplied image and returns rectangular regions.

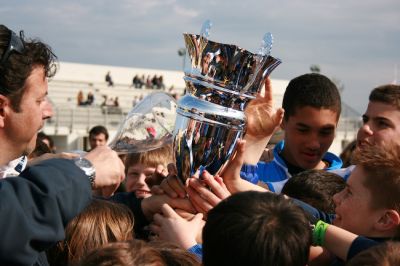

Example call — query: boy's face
[357,101,400,149]
[332,166,384,236]
[89,133,107,150]
[125,163,154,198]
[281,106,337,170]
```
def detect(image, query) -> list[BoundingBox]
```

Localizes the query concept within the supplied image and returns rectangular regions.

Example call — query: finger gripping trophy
[174,20,282,182]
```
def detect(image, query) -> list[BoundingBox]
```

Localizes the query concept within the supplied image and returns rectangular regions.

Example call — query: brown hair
[369,84,400,110]
[49,199,134,265]
[351,142,400,213]
[148,240,201,266]
[346,241,400,266]
[78,240,166,266]
[125,144,173,173]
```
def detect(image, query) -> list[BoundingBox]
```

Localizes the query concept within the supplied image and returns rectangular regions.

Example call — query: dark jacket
[0,159,92,266]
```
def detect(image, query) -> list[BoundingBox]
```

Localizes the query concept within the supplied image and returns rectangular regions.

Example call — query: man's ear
[375,210,400,232]
[0,95,8,128]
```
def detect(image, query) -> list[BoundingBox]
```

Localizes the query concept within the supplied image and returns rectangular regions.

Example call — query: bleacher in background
[42,61,360,153]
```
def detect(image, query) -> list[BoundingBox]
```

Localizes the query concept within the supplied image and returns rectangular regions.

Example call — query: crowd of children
[3,24,400,266]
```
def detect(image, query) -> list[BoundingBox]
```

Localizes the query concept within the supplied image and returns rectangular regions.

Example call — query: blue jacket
[240,140,343,193]
[0,159,92,266]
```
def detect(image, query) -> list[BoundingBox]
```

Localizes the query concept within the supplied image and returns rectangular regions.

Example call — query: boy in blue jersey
[241,73,343,192]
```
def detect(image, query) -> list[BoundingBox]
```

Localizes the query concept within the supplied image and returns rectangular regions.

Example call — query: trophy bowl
[174,26,281,183]
[109,92,177,154]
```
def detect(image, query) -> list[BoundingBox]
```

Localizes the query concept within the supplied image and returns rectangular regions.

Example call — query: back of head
[346,241,400,266]
[0,25,57,111]
[51,199,134,265]
[203,191,311,266]
[148,240,201,266]
[369,84,400,110]
[282,73,341,120]
[78,240,166,266]
[282,169,346,213]
[89,125,109,140]
[339,140,357,168]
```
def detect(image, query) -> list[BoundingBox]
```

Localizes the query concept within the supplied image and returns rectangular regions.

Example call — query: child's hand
[149,204,204,249]
[245,78,284,138]
[186,172,231,215]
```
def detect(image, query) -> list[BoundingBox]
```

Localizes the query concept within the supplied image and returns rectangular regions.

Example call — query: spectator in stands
[77,90,85,105]
[88,125,109,151]
[105,71,114,87]
[86,91,94,105]
[114,96,119,107]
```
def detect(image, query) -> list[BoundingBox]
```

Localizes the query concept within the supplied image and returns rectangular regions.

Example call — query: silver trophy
[174,21,282,182]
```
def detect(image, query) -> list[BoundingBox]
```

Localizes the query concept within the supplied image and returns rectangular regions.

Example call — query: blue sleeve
[0,159,92,265]
[240,164,259,184]
[347,236,381,261]
[187,244,203,261]
[290,198,336,224]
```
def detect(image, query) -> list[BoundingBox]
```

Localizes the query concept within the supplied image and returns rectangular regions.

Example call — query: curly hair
[0,25,58,111]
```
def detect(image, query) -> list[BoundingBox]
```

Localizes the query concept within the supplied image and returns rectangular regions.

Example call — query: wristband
[312,220,329,246]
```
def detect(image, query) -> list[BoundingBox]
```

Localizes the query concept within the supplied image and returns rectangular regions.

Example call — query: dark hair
[148,240,201,266]
[369,84,400,110]
[282,169,346,213]
[203,191,312,266]
[89,125,109,140]
[37,131,55,152]
[346,241,400,266]
[0,25,57,111]
[340,140,357,168]
[28,137,52,159]
[282,73,341,120]
[78,240,166,266]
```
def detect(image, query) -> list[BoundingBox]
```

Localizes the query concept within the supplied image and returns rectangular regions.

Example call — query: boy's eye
[297,127,308,133]
[320,129,334,136]
[377,120,390,128]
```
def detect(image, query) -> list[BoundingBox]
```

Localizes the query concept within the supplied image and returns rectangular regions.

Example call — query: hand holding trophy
[174,21,282,184]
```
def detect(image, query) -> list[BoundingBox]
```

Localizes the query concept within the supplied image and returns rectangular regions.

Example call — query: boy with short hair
[125,144,173,198]
[202,191,312,266]
[241,73,343,192]
[281,169,345,213]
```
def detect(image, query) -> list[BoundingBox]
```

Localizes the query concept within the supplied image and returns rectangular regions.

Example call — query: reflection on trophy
[174,21,282,183]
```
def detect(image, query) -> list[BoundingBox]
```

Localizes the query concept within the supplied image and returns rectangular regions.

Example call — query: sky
[1,0,399,113]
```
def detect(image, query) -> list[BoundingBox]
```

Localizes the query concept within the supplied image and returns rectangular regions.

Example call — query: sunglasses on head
[0,30,25,66]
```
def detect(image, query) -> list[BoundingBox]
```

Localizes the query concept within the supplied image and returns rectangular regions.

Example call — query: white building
[43,61,360,154]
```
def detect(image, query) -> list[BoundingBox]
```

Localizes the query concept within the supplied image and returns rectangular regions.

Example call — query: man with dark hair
[88,125,109,151]
[0,25,125,265]
[241,73,343,193]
